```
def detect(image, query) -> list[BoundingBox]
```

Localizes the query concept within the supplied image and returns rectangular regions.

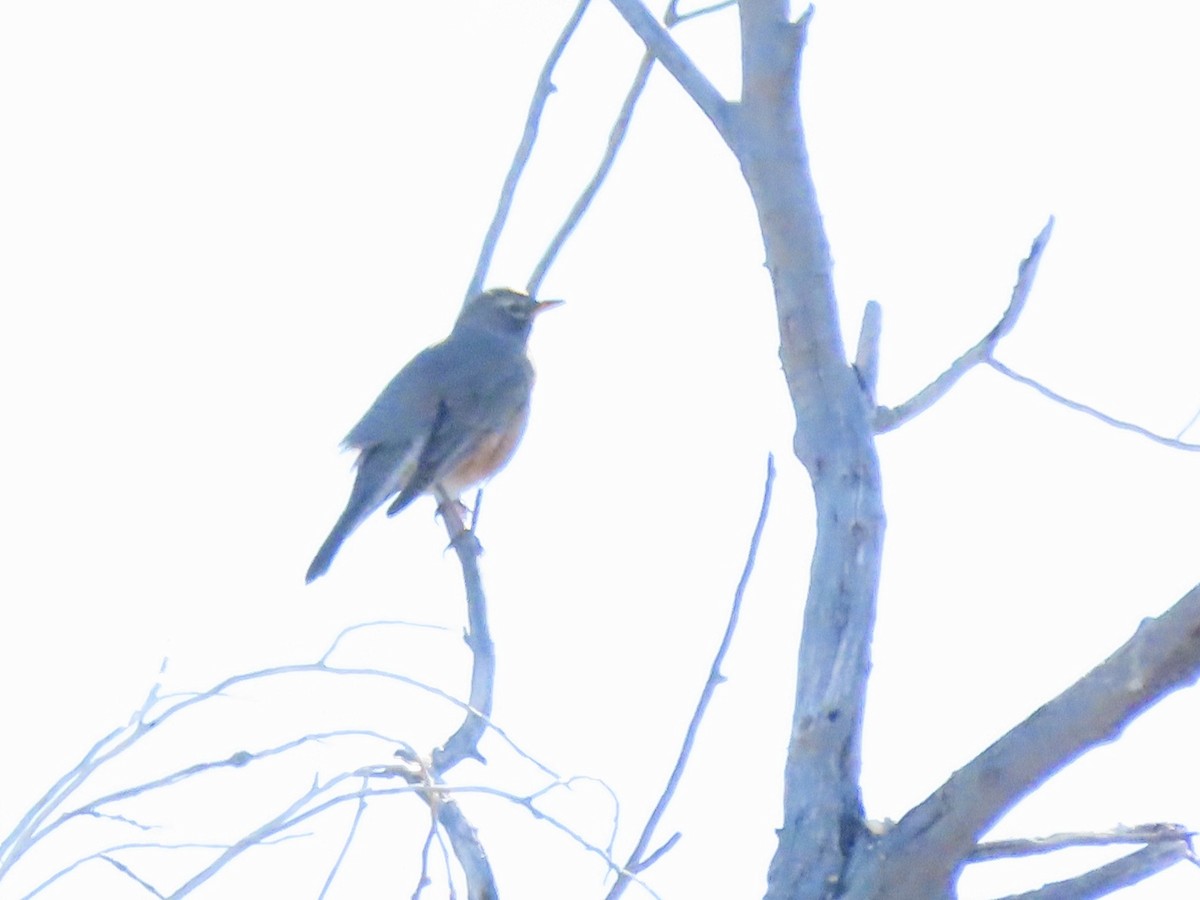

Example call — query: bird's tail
[305,445,409,583]
[305,509,359,584]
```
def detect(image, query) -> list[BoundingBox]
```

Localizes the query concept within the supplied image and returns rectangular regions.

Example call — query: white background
[2,1,1198,898]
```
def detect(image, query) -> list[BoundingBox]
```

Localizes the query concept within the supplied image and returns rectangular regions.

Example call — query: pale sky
[2,2,1198,898]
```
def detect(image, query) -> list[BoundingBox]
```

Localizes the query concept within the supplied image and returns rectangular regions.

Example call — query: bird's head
[455,287,564,339]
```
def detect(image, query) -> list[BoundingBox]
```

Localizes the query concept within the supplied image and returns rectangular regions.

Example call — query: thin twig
[171,779,444,896]
[527,49,654,295]
[466,0,591,300]
[319,619,450,665]
[412,813,438,900]
[1,624,555,887]
[528,0,737,294]
[606,0,733,141]
[606,455,776,900]
[319,776,370,899]
[971,823,1194,861]
[874,218,1054,433]
[22,839,299,900]
[1177,405,1200,440]
[987,358,1200,451]
[668,0,737,25]
[430,494,494,774]
[993,839,1197,900]
[97,855,164,897]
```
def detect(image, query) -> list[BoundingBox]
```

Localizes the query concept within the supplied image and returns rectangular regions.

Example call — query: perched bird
[306,287,562,583]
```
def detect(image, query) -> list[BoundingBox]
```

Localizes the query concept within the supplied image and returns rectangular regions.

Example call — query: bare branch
[412,814,439,900]
[0,622,557,890]
[971,823,1194,861]
[667,0,736,25]
[430,495,494,774]
[606,455,776,900]
[854,301,882,403]
[466,0,591,300]
[528,0,738,295]
[993,839,1197,900]
[527,50,654,296]
[435,797,497,900]
[319,619,450,665]
[1177,405,1200,440]
[99,855,165,897]
[23,842,243,900]
[319,776,370,899]
[987,358,1200,452]
[606,0,733,142]
[844,583,1200,898]
[363,773,650,897]
[874,217,1054,433]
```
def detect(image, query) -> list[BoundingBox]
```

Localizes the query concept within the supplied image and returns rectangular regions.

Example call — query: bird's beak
[533,298,565,315]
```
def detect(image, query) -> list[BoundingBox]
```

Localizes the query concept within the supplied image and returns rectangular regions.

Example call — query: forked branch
[874,217,1054,433]
[846,583,1200,898]
[995,838,1197,900]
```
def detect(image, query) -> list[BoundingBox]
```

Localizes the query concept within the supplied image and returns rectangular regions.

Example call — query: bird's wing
[385,352,535,516]
[342,344,447,451]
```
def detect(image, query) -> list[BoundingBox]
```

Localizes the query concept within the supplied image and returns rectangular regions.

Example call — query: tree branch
[987,358,1200,452]
[994,838,1197,900]
[874,217,1054,433]
[971,823,1194,861]
[527,49,654,297]
[466,0,591,300]
[434,793,496,900]
[605,0,734,142]
[605,456,776,900]
[528,0,737,295]
[844,583,1200,899]
[429,496,495,774]
[319,777,370,899]
[854,301,882,404]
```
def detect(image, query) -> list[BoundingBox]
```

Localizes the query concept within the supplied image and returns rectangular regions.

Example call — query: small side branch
[437,797,497,900]
[874,218,1054,433]
[605,455,776,900]
[606,0,734,142]
[528,0,737,295]
[854,301,882,404]
[431,496,494,773]
[987,358,1200,452]
[971,823,1194,861]
[993,838,1197,900]
[846,583,1200,898]
[466,0,591,300]
[527,50,655,297]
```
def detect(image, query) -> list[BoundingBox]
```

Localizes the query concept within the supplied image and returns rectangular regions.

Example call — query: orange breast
[440,403,531,497]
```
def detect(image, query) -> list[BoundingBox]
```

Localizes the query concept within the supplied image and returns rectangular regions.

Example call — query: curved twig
[528,0,738,295]
[606,455,776,900]
[874,217,1054,433]
[466,0,591,300]
[987,358,1200,451]
[319,776,370,899]
[971,823,1194,861]
[605,0,733,141]
[430,495,494,774]
[994,838,1197,900]
[527,50,654,296]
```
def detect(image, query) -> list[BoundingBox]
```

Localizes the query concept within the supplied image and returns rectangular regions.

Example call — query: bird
[305,287,562,583]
